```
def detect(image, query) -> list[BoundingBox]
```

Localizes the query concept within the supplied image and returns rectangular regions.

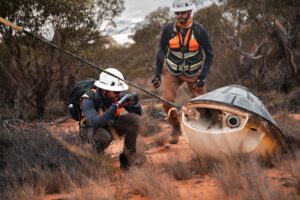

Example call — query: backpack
[68,78,96,121]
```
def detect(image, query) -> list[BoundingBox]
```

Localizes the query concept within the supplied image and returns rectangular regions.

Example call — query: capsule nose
[241,130,265,153]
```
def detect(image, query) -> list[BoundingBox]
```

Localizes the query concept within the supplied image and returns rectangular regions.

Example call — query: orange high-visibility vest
[166,22,203,77]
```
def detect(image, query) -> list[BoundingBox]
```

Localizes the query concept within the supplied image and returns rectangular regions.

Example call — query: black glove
[115,93,140,108]
[194,78,205,88]
[131,92,140,107]
[151,76,161,89]
[115,94,132,108]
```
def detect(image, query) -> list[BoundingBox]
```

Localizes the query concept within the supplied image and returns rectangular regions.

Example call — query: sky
[110,0,173,44]
[110,0,211,44]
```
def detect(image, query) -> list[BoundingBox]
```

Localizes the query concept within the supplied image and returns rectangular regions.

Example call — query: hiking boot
[119,148,145,170]
[119,153,146,170]
[169,125,181,144]
[119,153,130,170]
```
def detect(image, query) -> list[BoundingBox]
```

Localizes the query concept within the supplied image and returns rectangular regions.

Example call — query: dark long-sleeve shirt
[82,89,142,129]
[155,21,214,81]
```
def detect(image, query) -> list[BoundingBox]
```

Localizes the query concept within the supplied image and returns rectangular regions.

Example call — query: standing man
[152,0,214,144]
[81,68,142,169]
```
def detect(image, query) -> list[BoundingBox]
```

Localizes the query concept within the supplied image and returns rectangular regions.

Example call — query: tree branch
[0,62,35,107]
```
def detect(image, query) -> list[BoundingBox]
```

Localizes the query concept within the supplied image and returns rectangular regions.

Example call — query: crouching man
[80,68,142,169]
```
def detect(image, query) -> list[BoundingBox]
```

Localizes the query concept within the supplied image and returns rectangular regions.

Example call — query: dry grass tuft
[163,157,191,181]
[294,159,300,193]
[113,178,125,200]
[0,124,114,199]
[10,184,43,200]
[285,151,300,194]
[259,87,300,113]
[239,159,291,200]
[44,100,66,119]
[141,101,164,137]
[189,155,221,176]
[68,179,116,200]
[213,156,294,199]
[212,157,244,196]
[151,134,168,147]
[124,166,180,200]
[275,110,300,152]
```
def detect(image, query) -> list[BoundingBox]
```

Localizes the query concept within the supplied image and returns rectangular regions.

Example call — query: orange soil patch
[289,114,300,121]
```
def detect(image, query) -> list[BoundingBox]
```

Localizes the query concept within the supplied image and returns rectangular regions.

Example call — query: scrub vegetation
[1,0,299,119]
[0,0,300,199]
[0,115,299,199]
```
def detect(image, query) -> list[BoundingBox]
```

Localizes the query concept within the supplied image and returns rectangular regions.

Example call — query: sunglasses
[113,91,122,95]
[175,11,188,16]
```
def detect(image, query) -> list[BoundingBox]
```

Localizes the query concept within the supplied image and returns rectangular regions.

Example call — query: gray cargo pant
[80,113,141,154]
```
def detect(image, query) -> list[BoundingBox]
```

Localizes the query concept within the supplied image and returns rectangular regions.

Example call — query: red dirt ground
[41,117,300,200]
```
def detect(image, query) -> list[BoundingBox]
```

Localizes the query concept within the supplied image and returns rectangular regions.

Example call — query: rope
[0,17,181,109]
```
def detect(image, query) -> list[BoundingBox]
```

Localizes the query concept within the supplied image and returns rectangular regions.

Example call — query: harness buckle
[180,46,188,53]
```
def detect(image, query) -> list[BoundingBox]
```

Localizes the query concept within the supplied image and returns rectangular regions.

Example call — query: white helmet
[94,68,129,91]
[170,0,195,12]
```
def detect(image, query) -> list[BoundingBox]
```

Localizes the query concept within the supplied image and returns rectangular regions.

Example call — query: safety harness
[166,21,204,77]
[79,89,124,127]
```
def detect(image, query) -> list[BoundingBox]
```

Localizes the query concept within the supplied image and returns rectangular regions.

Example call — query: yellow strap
[0,17,23,32]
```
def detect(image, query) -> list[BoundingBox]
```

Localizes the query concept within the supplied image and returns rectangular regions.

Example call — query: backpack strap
[184,22,194,52]
[80,89,96,108]
[167,22,176,44]
[192,21,203,48]
[79,89,98,125]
